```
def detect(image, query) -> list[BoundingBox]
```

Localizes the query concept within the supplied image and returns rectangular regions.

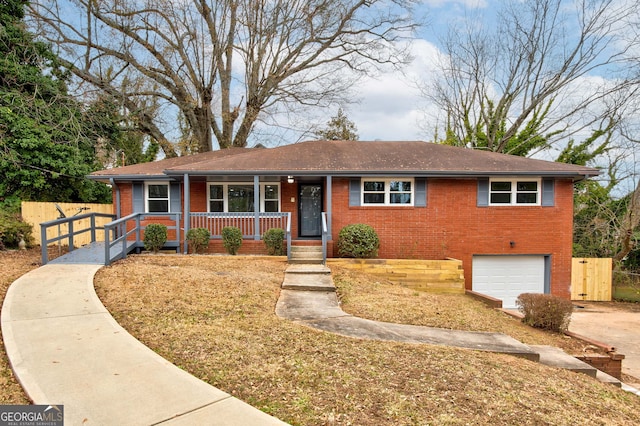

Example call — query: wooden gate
[571,258,612,301]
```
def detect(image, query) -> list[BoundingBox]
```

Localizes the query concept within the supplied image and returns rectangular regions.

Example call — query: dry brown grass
[333,268,591,354]
[93,255,640,425]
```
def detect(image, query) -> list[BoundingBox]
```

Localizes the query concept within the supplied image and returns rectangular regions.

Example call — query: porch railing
[286,213,292,262]
[104,212,181,265]
[189,212,289,238]
[40,212,116,265]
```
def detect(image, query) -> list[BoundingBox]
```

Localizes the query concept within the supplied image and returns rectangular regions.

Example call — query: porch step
[289,245,324,265]
[282,264,335,291]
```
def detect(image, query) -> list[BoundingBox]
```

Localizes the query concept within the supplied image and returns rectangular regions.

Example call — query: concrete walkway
[276,265,540,360]
[276,289,541,360]
[275,265,640,395]
[2,263,287,425]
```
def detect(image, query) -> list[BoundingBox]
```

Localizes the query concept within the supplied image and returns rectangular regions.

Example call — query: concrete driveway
[569,301,640,388]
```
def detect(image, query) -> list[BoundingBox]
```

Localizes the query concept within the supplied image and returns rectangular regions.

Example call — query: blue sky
[333,0,637,155]
[319,0,493,143]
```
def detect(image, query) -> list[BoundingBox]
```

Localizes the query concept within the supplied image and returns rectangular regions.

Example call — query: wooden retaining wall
[327,258,465,294]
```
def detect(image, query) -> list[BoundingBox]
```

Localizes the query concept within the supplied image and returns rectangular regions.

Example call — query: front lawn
[94,255,640,425]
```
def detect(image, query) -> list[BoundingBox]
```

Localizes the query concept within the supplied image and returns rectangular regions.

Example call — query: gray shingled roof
[89,140,599,180]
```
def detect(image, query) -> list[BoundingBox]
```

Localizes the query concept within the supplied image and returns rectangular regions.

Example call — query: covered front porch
[174,173,335,259]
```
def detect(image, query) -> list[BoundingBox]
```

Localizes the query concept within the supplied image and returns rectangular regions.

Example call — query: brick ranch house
[89,140,598,307]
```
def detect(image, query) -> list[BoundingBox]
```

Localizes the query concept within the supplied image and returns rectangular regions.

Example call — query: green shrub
[516,293,573,332]
[262,227,285,255]
[143,223,167,253]
[337,223,379,258]
[221,226,243,255]
[187,227,210,254]
[0,211,34,249]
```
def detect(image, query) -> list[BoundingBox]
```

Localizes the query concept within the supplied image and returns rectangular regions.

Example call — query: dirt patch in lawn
[94,255,640,425]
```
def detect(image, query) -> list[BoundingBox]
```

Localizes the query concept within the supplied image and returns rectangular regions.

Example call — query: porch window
[228,185,254,212]
[208,183,280,212]
[489,179,540,205]
[264,184,279,212]
[146,182,170,212]
[362,178,413,206]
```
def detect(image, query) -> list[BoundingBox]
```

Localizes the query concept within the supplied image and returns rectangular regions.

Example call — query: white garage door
[472,256,546,309]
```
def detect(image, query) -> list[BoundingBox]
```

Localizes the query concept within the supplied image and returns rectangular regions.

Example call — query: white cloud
[348,39,442,141]
[420,0,487,8]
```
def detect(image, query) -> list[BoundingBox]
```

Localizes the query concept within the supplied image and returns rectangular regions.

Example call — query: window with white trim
[362,178,413,206]
[208,183,280,212]
[489,179,540,205]
[146,182,170,212]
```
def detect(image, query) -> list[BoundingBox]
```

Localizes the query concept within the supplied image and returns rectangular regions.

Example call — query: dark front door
[299,184,323,237]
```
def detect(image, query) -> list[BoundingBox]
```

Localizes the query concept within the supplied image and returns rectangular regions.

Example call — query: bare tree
[422,0,640,156]
[27,0,418,156]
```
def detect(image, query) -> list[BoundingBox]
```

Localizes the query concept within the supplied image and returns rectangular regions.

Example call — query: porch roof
[89,140,599,181]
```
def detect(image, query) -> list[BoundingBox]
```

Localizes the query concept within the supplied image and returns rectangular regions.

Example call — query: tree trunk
[192,107,212,153]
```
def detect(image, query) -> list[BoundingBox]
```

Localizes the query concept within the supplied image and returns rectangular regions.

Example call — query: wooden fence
[22,201,114,246]
[571,257,612,301]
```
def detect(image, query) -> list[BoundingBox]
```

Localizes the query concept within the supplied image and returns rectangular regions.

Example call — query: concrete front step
[282,273,336,291]
[289,259,324,265]
[290,246,323,252]
[285,264,331,275]
[282,264,335,291]
[289,246,324,264]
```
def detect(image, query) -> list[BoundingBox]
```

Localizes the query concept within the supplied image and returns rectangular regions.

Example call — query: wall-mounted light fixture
[287,176,294,184]
[510,241,516,248]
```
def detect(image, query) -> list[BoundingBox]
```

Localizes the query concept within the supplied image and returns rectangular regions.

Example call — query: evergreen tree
[0,0,109,202]
[315,108,359,141]
[85,95,159,168]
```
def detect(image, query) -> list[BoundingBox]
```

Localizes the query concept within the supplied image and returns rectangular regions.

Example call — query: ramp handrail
[286,212,292,262]
[40,212,116,265]
[321,212,328,264]
[104,212,181,265]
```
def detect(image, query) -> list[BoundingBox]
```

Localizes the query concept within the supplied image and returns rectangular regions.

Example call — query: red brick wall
[118,182,133,217]
[190,181,207,212]
[576,354,624,379]
[115,177,575,299]
[330,177,575,299]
